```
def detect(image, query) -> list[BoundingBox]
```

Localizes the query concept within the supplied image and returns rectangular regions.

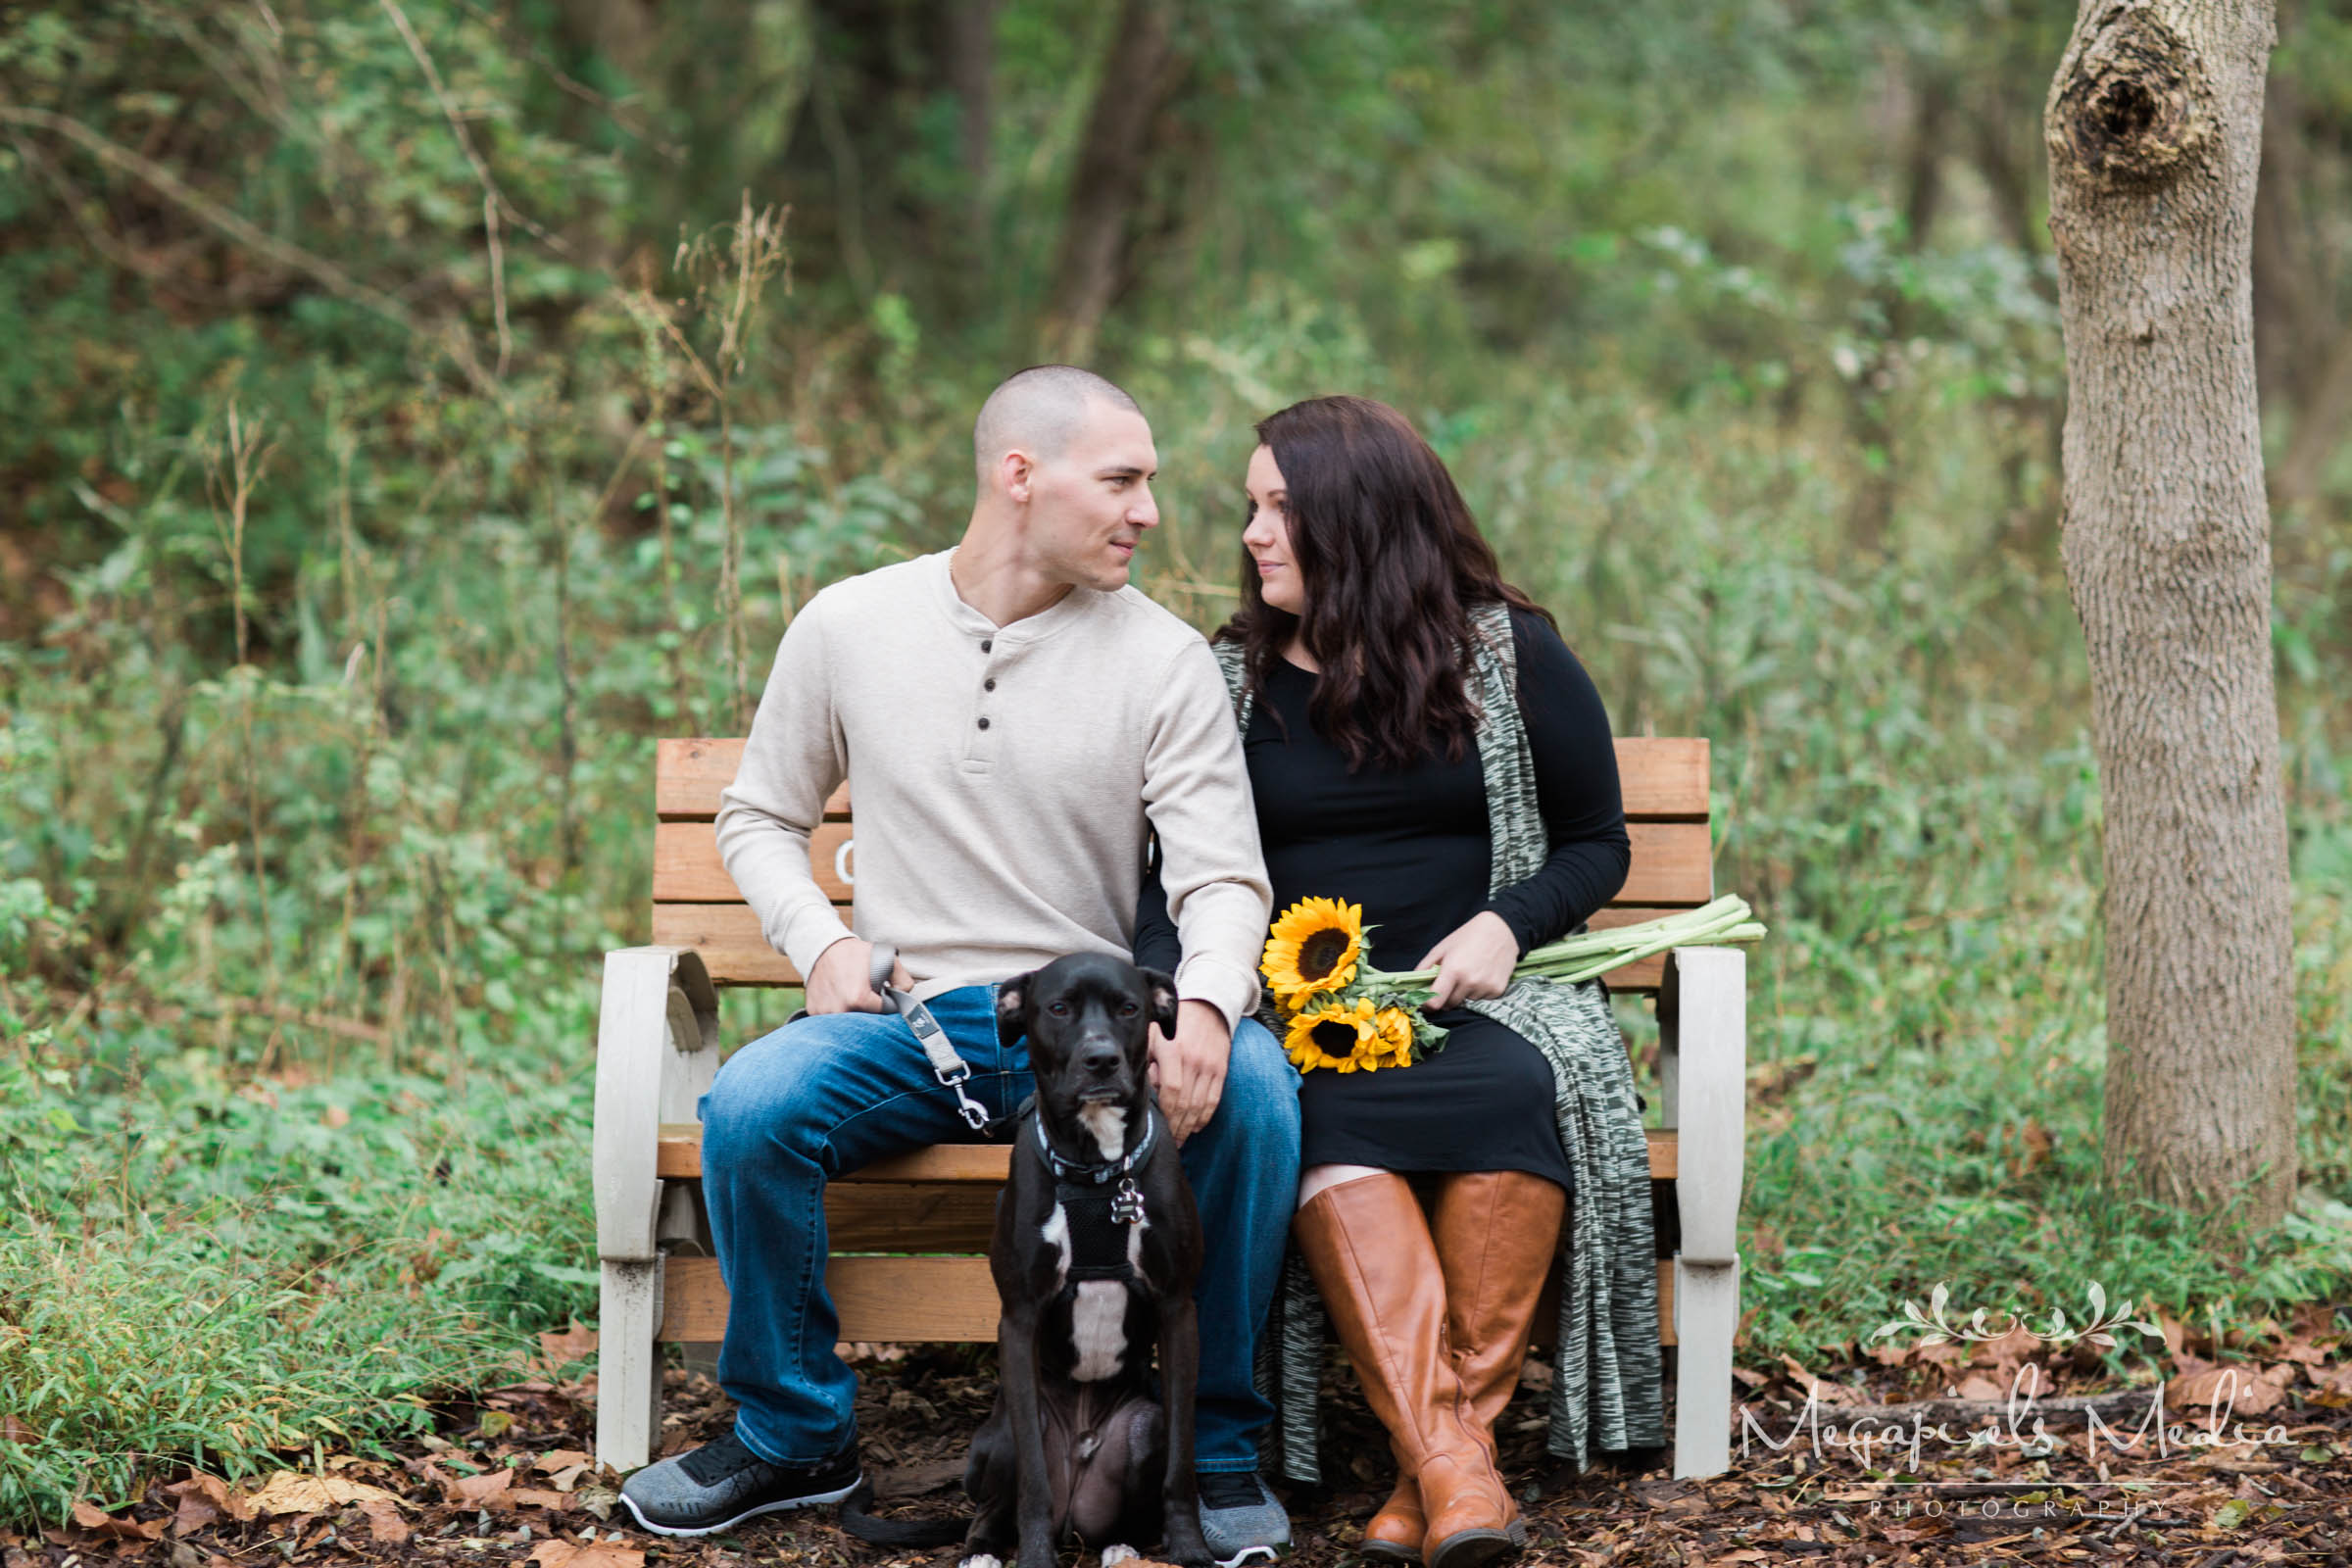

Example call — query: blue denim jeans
[698,984,1301,1473]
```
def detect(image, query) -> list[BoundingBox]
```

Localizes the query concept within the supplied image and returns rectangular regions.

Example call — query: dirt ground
[11,1316,2352,1568]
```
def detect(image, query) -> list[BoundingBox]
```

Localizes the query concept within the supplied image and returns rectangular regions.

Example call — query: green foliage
[0,1048,595,1525]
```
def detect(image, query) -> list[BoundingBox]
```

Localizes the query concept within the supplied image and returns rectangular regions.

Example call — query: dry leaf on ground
[537,1323,600,1370]
[446,1468,515,1507]
[529,1540,644,1568]
[69,1501,163,1542]
[358,1499,409,1544]
[245,1472,404,1518]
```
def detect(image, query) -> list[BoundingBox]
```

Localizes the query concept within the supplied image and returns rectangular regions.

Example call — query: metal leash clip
[868,942,993,1131]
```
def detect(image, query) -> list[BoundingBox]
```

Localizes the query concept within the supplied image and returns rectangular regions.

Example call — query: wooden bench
[594,736,1747,1479]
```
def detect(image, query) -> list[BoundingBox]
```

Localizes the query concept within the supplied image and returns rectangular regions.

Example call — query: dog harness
[1037,1116,1153,1283]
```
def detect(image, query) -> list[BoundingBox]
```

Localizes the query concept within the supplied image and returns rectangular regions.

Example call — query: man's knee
[701,1016,854,1165]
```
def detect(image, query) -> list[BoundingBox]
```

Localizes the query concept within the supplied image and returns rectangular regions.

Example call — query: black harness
[1037,1115,1153,1284]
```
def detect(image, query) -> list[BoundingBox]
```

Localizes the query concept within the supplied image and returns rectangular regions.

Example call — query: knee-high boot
[1359,1171,1568,1559]
[1293,1175,1518,1568]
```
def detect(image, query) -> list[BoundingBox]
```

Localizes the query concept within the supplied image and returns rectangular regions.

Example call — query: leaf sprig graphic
[1869,1281,2163,1348]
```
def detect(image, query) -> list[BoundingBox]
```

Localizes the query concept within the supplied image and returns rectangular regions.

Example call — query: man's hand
[1148,998,1233,1145]
[1415,910,1520,1010]
[805,936,912,1015]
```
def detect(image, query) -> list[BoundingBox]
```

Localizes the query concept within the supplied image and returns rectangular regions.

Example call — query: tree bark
[2043,0,2296,1223]
[1040,0,1183,364]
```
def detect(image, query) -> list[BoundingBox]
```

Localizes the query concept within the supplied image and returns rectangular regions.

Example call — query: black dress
[1139,607,1630,1190]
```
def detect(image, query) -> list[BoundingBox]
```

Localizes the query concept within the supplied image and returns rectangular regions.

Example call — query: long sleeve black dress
[1136,606,1630,1190]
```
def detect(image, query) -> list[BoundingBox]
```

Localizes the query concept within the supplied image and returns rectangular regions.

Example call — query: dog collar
[1034,1113,1155,1186]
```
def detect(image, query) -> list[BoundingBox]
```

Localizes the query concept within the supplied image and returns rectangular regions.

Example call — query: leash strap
[868,942,994,1131]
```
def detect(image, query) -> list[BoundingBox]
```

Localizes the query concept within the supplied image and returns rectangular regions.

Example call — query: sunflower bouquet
[1261,898,1448,1074]
[1262,893,1767,1074]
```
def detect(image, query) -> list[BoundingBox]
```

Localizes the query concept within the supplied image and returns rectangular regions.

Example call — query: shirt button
[984,678,997,692]
[981,639,992,653]
[977,716,991,730]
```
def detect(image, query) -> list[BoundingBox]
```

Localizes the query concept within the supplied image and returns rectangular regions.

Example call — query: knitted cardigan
[1217,604,1666,1477]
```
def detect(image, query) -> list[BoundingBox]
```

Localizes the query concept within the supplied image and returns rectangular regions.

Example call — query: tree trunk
[1040,0,1182,364]
[2043,0,2296,1223]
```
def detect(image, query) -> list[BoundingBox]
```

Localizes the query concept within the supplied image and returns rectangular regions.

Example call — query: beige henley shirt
[714,550,1270,1028]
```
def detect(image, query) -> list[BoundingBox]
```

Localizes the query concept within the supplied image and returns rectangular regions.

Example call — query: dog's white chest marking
[1101,1547,1141,1567]
[1077,1103,1126,1162]
[1069,1280,1128,1381]
[958,1556,1004,1568]
[1041,1203,1072,1292]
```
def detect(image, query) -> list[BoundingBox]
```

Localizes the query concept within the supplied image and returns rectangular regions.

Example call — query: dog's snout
[1080,1039,1121,1076]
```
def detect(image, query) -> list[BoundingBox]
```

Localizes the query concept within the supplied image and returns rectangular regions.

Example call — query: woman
[1144,396,1661,1567]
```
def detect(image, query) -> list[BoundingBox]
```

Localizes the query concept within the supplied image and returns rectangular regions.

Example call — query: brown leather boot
[1358,1440,1423,1562]
[1357,1171,1568,1555]
[1293,1175,1517,1568]
[1431,1170,1569,1526]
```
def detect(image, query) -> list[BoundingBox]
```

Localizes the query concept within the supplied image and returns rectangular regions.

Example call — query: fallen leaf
[2169,1367,2282,1414]
[513,1490,573,1510]
[245,1473,403,1517]
[533,1450,597,1475]
[1955,1374,2007,1401]
[447,1468,514,1508]
[322,1104,350,1128]
[0,1416,29,1444]
[872,1458,965,1497]
[170,1490,220,1536]
[69,1501,163,1542]
[359,1500,409,1545]
[529,1540,645,1568]
[537,1322,599,1371]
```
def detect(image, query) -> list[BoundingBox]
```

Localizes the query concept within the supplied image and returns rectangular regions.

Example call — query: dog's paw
[1100,1547,1141,1568]
[957,1556,1003,1568]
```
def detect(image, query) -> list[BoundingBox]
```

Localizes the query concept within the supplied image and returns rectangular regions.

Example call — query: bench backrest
[649,736,1711,994]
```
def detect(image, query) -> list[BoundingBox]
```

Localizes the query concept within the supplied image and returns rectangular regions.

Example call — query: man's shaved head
[973,365,1143,475]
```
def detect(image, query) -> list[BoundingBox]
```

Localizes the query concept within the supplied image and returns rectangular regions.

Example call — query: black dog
[954,953,1214,1568]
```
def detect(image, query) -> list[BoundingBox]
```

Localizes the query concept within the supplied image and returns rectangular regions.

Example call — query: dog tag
[1110,1178,1146,1226]
[1075,1431,1101,1461]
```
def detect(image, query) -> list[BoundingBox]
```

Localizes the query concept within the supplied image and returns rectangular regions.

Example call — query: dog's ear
[1140,968,1180,1038]
[996,970,1034,1051]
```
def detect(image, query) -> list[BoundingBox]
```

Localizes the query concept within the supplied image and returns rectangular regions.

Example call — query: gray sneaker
[619,1430,861,1537]
[1197,1470,1290,1566]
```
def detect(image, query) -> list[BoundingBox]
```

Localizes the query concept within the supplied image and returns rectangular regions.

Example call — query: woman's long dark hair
[1218,395,1551,772]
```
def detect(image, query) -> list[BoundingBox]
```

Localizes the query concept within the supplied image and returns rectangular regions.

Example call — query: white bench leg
[599,1257,666,1472]
[593,947,721,1473]
[1662,945,1746,1480]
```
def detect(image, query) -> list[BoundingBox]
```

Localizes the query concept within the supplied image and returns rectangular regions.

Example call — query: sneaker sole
[620,1476,862,1539]
[1215,1547,1284,1568]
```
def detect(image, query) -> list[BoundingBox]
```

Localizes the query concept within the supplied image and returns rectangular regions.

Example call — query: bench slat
[650,819,1711,909]
[656,1124,1678,1184]
[658,741,853,821]
[649,904,1683,991]
[655,737,1709,823]
[658,1252,1678,1348]
[654,821,856,903]
[659,1254,1000,1343]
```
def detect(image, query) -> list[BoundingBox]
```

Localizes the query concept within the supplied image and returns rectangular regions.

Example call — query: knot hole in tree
[2049,11,2209,188]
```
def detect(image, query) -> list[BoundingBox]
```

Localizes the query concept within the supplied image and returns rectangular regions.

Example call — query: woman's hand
[1415,911,1520,1010]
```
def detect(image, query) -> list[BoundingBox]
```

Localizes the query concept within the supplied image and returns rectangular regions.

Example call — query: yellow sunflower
[1369,1005,1417,1070]
[1262,897,1364,1006]
[1283,997,1418,1073]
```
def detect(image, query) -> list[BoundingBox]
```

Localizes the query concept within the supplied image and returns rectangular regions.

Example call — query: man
[618,366,1300,1565]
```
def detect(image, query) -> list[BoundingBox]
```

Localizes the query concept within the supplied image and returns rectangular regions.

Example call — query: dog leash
[866,941,995,1133]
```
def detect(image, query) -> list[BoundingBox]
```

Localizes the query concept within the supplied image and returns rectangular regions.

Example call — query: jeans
[699,984,1301,1473]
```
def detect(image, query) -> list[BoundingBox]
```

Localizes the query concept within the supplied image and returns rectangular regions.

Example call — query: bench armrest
[1658,944,1745,1264]
[594,946,721,1261]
